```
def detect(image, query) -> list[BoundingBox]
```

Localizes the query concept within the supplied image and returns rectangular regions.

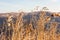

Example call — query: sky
[0,0,60,12]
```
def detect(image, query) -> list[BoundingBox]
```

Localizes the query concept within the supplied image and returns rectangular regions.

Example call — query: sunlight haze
[0,0,60,12]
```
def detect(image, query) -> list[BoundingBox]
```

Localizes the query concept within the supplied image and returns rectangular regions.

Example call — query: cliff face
[0,11,60,40]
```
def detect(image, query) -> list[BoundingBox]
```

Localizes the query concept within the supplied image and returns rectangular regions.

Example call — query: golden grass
[0,11,60,40]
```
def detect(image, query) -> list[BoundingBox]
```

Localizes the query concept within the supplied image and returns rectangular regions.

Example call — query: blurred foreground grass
[0,11,60,40]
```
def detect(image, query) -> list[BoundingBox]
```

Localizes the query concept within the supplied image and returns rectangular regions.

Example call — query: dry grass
[0,11,60,40]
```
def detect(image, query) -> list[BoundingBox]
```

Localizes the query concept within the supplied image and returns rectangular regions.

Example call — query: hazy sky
[0,0,60,12]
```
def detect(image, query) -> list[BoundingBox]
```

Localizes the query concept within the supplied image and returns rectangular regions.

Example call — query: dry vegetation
[0,11,60,40]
